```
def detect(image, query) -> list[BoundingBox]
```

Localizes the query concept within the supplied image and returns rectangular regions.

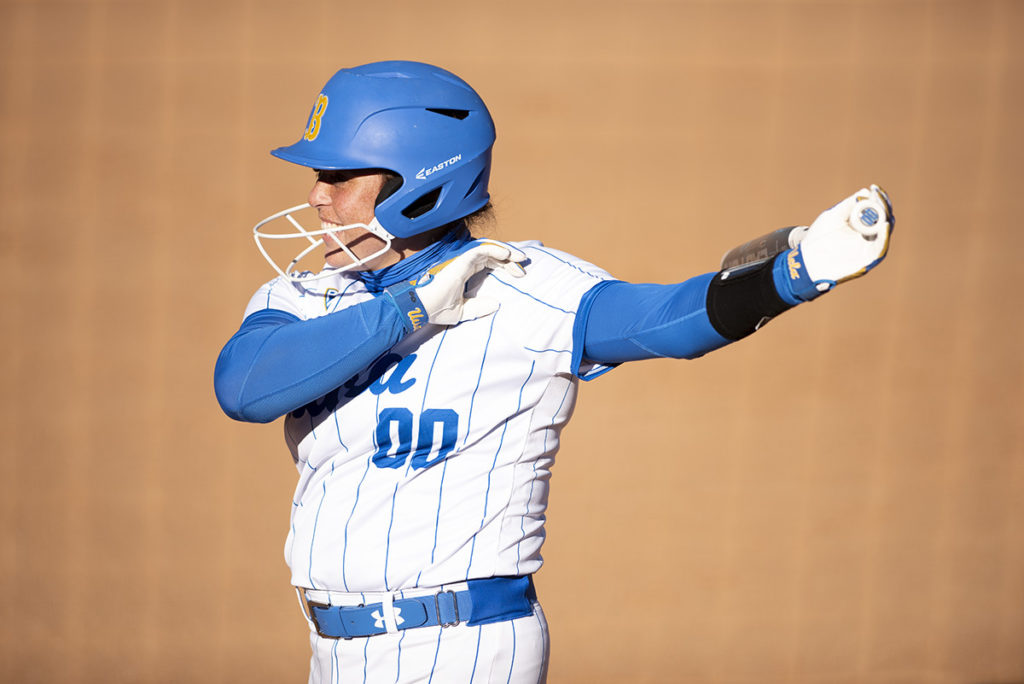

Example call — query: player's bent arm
[214,298,408,423]
[214,243,525,423]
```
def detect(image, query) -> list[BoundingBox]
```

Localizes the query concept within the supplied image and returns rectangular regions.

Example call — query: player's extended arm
[214,243,524,423]
[577,185,893,366]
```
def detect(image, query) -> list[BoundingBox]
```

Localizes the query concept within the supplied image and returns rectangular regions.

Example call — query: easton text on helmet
[416,154,463,181]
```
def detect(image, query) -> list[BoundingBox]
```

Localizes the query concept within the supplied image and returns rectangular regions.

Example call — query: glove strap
[774,247,829,303]
[384,280,429,333]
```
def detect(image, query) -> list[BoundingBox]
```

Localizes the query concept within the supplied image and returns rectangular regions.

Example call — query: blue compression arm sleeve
[577,252,807,373]
[577,273,730,367]
[214,298,408,423]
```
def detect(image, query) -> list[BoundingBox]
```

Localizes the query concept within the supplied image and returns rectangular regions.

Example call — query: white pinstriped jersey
[243,241,613,593]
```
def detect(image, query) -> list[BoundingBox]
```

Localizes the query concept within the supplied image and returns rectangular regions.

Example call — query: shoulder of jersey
[471,238,613,310]
[500,239,611,282]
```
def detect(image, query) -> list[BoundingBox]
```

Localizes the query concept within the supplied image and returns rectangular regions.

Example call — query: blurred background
[1,0,1021,682]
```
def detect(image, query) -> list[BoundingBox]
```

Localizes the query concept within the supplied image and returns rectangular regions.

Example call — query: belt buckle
[434,589,460,627]
[299,589,354,640]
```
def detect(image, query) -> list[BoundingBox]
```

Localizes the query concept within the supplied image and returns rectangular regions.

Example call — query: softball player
[214,61,892,683]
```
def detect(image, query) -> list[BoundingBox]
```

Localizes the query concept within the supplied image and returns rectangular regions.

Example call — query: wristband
[384,280,429,333]
[774,246,830,303]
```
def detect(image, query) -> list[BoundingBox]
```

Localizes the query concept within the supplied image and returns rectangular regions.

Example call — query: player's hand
[785,184,894,299]
[386,242,527,330]
[419,242,526,324]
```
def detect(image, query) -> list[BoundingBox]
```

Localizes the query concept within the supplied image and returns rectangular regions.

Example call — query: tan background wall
[1,0,1022,682]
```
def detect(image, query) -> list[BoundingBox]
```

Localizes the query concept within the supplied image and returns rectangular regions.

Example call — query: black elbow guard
[705,259,793,341]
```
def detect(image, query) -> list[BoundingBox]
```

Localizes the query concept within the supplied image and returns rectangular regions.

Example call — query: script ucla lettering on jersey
[242,241,614,594]
[289,352,416,420]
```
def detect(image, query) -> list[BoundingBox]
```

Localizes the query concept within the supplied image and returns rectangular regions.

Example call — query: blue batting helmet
[271,60,496,238]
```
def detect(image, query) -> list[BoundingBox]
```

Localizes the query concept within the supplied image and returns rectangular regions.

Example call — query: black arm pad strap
[705,259,794,341]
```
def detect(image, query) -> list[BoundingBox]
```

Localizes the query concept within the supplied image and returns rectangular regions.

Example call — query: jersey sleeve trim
[570,280,621,381]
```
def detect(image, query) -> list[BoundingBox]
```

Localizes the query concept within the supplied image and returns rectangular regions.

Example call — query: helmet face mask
[253,60,497,279]
[253,203,397,282]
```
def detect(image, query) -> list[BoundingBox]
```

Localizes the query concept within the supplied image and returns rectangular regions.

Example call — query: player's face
[308,170,396,271]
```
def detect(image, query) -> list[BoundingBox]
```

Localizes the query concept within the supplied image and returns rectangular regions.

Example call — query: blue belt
[303,575,535,640]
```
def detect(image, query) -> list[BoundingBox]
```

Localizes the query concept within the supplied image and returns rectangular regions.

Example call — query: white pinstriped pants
[306,600,549,684]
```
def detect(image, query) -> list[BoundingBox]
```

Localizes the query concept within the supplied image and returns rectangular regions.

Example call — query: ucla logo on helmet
[304,94,329,141]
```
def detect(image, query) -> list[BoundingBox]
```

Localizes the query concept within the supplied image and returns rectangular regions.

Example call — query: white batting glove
[783,185,894,300]
[385,242,527,330]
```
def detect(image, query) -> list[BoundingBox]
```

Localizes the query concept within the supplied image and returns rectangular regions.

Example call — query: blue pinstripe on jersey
[361,597,369,683]
[523,346,571,354]
[462,313,498,447]
[519,380,573,574]
[332,410,348,452]
[288,517,297,570]
[409,326,450,476]
[395,629,407,683]
[466,360,535,579]
[323,282,357,457]
[506,621,517,684]
[326,279,360,313]
[427,626,443,683]
[264,278,280,309]
[422,455,452,586]
[408,327,452,587]
[341,451,375,591]
[308,472,331,588]
[469,626,483,682]
[545,382,573,455]
[419,328,449,413]
[488,276,576,315]
[309,411,319,444]
[331,639,340,684]
[522,244,607,281]
[298,412,319,470]
[341,391,383,589]
[382,481,400,590]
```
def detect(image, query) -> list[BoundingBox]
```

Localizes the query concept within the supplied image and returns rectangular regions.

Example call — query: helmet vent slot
[465,168,486,198]
[402,187,442,219]
[426,108,470,120]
